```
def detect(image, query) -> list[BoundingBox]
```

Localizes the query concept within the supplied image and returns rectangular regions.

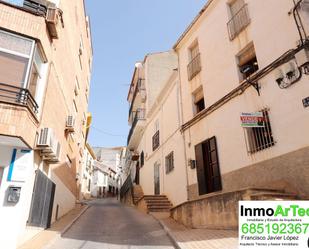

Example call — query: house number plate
[303,97,309,108]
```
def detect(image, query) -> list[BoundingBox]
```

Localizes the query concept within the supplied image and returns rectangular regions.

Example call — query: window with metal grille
[227,0,250,40]
[165,152,174,174]
[187,43,201,81]
[152,130,160,151]
[244,109,275,154]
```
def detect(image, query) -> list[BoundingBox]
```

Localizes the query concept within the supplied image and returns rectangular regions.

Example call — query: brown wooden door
[154,163,160,195]
[135,162,140,185]
[195,136,222,195]
[195,143,207,195]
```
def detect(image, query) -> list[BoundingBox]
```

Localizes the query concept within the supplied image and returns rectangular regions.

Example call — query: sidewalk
[158,218,238,249]
[18,204,89,249]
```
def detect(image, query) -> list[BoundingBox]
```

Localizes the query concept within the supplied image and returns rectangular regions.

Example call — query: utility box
[7,186,21,203]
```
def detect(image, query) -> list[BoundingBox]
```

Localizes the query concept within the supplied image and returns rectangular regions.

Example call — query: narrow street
[44,199,175,249]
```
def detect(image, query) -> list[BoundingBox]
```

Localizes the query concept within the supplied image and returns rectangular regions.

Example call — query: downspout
[175,53,190,201]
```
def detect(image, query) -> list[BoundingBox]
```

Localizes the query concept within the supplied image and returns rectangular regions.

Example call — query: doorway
[135,161,140,185]
[154,162,160,195]
[195,136,222,196]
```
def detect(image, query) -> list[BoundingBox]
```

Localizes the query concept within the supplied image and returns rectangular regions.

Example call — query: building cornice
[173,0,215,50]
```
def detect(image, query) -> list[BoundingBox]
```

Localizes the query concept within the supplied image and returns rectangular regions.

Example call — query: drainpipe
[175,53,190,201]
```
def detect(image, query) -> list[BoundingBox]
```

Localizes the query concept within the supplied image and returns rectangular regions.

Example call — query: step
[145,199,171,203]
[249,192,297,200]
[147,203,173,207]
[148,207,171,212]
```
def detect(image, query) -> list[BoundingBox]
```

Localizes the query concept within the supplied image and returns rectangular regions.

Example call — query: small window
[244,109,275,154]
[66,155,72,168]
[165,152,174,174]
[237,43,259,81]
[152,131,160,151]
[193,88,205,114]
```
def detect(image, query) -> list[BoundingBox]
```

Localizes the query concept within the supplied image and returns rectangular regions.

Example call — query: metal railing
[127,108,146,145]
[128,79,145,116]
[227,4,250,40]
[187,53,201,81]
[244,109,275,154]
[0,82,39,114]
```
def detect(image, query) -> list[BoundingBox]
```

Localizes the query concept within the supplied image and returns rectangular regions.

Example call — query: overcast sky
[85,0,206,147]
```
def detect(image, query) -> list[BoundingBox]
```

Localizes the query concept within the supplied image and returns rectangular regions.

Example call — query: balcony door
[154,162,160,195]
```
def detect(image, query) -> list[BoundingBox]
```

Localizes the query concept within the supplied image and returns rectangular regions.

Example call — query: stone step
[148,207,171,212]
[145,199,171,203]
[147,203,172,208]
[249,192,298,200]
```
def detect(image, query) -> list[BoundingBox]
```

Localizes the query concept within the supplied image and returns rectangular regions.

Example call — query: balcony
[128,79,146,118]
[127,108,146,149]
[187,53,201,81]
[227,4,250,40]
[0,83,39,148]
[0,82,39,114]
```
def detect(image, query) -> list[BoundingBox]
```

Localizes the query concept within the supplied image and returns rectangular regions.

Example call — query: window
[28,48,44,99]
[0,30,34,88]
[140,151,144,167]
[244,109,275,154]
[66,155,72,168]
[74,77,80,96]
[88,179,91,191]
[187,42,201,80]
[152,120,160,151]
[152,131,160,151]
[193,87,205,114]
[165,152,174,174]
[227,0,250,40]
[237,43,259,80]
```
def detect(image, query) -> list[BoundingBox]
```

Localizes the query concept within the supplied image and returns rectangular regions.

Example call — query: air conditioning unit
[37,128,54,147]
[65,115,75,132]
[46,7,59,39]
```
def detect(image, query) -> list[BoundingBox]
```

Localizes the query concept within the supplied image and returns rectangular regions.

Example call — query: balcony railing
[187,53,201,81]
[128,79,145,116]
[227,4,250,40]
[127,108,145,145]
[0,82,39,114]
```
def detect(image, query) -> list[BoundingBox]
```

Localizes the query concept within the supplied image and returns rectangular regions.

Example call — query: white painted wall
[50,171,76,223]
[176,0,309,187]
[0,146,36,249]
[137,74,188,206]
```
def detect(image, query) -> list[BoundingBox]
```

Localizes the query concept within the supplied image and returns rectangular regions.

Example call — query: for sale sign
[240,112,265,128]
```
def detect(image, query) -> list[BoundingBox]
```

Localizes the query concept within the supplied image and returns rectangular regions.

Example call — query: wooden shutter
[195,143,207,195]
[207,137,222,192]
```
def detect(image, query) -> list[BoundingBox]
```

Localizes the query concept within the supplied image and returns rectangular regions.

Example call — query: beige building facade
[175,0,309,200]
[122,0,309,228]
[0,0,92,248]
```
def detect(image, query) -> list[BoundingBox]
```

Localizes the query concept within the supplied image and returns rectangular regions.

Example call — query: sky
[85,0,206,148]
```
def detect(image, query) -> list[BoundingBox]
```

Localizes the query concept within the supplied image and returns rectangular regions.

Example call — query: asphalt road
[44,198,175,249]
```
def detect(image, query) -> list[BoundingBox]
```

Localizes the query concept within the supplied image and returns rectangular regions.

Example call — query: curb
[60,204,91,235]
[152,215,181,249]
